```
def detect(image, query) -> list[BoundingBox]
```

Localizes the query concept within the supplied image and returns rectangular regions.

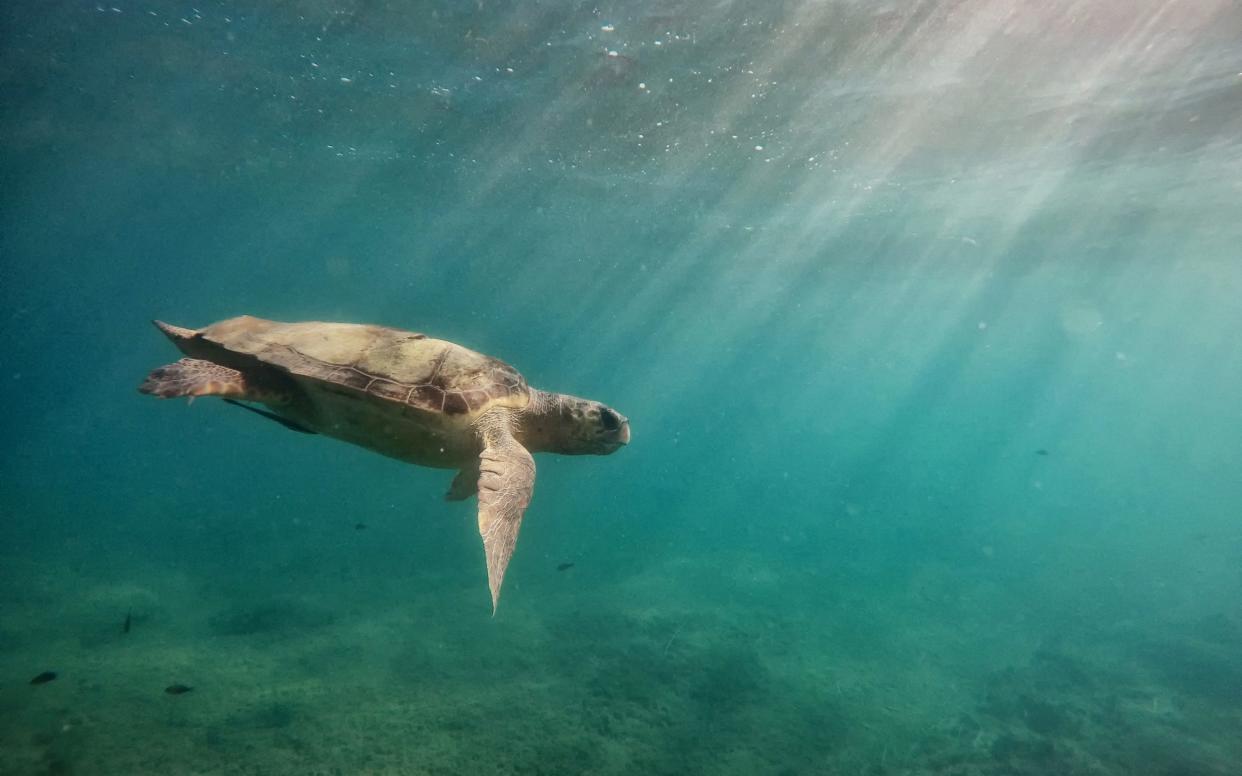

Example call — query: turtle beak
[597,406,629,452]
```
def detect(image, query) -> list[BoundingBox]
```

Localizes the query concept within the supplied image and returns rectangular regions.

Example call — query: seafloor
[2,539,1239,775]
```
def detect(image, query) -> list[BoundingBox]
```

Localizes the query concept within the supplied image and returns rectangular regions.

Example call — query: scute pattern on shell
[201,317,529,415]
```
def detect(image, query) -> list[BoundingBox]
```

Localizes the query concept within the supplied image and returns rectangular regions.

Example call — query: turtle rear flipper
[139,357,251,399]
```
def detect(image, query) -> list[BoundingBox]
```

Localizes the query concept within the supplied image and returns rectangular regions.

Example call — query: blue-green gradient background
[3,1,1241,773]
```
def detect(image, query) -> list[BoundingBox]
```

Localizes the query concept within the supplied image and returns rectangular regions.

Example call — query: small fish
[165,684,193,695]
[123,609,132,634]
[1035,449,1049,456]
[556,562,575,572]
[30,671,57,685]
[354,523,367,531]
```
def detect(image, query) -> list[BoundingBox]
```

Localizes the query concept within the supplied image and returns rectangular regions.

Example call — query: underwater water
[3,0,1242,773]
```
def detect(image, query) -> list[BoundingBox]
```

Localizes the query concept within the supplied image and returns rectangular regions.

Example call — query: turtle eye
[599,408,620,431]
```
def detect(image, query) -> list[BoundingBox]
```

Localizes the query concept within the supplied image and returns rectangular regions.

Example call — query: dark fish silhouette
[556,562,575,572]
[1035,449,1049,456]
[165,684,193,695]
[123,609,132,634]
[30,671,57,685]
[354,523,367,530]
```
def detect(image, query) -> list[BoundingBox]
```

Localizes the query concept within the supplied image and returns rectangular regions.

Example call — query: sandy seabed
[2,548,1239,776]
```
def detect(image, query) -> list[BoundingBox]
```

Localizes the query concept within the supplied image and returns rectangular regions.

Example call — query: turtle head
[523,391,630,455]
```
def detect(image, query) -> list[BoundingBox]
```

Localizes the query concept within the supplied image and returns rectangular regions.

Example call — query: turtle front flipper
[139,358,251,399]
[446,459,481,501]
[475,411,536,614]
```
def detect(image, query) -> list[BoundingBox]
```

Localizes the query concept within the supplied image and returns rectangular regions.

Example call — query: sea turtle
[138,316,630,612]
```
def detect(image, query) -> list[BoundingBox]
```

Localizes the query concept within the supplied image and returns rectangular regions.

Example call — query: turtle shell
[200,316,529,416]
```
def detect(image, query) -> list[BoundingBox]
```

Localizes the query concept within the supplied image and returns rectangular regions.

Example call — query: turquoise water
[3,1,1242,773]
